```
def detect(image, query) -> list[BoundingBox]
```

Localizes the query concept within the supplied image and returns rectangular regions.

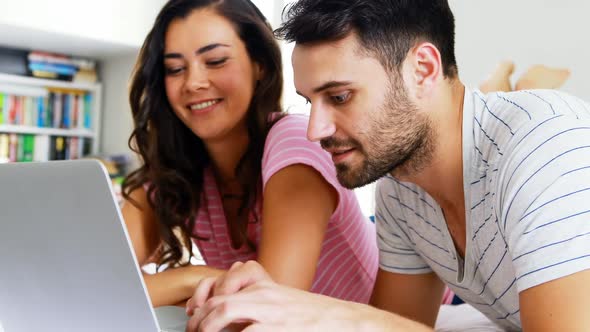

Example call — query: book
[23,134,34,162]
[33,135,50,162]
[0,133,8,163]
[28,51,96,71]
[46,93,53,128]
[8,133,17,162]
[28,62,78,76]
[8,95,16,124]
[52,92,62,128]
[73,69,98,84]
[69,136,79,159]
[53,136,66,160]
[84,93,92,129]
[62,93,70,128]
[0,93,3,125]
[16,134,24,162]
[37,96,45,127]
[29,70,72,82]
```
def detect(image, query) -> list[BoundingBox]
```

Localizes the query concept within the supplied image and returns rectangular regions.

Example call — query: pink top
[191,114,379,303]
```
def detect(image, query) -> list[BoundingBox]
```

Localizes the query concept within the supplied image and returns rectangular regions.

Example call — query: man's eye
[331,92,351,104]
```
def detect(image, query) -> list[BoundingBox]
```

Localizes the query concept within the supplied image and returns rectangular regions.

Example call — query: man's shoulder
[376,175,430,207]
[475,89,590,123]
[376,175,410,197]
[468,89,590,167]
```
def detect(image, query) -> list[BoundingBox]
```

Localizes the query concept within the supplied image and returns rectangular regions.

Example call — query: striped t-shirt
[191,114,378,303]
[375,88,590,330]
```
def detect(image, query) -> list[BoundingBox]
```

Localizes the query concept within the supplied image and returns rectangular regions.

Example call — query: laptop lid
[0,160,161,331]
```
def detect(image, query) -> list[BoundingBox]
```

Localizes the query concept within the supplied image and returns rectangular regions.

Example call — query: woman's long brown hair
[123,0,284,268]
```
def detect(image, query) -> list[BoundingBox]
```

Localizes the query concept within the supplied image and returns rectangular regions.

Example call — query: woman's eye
[331,92,351,104]
[165,67,183,76]
[207,58,228,66]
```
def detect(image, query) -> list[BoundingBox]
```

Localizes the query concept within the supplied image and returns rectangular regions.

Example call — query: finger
[214,261,269,296]
[197,300,265,332]
[187,296,226,331]
[186,297,192,315]
[186,309,202,332]
[187,276,218,315]
[241,323,281,332]
[228,261,244,271]
[190,291,279,332]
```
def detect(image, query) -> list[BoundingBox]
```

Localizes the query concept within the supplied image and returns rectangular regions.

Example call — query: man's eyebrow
[296,81,353,98]
[312,81,352,93]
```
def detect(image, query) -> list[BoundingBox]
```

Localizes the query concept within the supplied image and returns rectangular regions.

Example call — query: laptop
[0,160,189,332]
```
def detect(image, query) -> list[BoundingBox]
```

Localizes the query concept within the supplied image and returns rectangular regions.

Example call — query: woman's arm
[122,188,224,307]
[142,265,224,307]
[257,163,338,290]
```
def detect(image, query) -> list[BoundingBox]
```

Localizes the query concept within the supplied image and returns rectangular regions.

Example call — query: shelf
[0,72,101,92]
[0,20,141,60]
[0,124,95,138]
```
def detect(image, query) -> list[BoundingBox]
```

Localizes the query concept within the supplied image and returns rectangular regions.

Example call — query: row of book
[0,133,91,163]
[0,89,92,129]
[28,51,98,83]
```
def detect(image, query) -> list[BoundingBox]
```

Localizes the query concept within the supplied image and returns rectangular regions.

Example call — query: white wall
[449,0,590,100]
[0,0,166,52]
[99,53,139,156]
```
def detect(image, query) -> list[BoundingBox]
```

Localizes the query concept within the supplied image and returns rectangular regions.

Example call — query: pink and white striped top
[191,114,379,303]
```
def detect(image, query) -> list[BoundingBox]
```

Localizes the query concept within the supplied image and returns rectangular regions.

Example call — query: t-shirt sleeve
[499,115,590,292]
[261,115,343,194]
[374,179,432,274]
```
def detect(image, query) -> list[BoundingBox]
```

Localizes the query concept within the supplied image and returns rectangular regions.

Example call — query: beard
[321,78,436,189]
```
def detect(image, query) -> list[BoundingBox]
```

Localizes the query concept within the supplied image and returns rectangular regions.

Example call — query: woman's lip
[188,99,223,115]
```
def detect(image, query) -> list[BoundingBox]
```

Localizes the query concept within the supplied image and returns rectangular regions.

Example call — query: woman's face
[163,8,260,144]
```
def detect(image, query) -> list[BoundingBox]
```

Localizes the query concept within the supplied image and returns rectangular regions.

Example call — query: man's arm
[370,179,445,326]
[371,269,446,327]
[520,269,590,331]
[498,112,590,329]
[186,261,433,332]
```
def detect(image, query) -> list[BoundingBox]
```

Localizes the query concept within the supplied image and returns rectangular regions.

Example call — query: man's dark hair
[275,0,458,78]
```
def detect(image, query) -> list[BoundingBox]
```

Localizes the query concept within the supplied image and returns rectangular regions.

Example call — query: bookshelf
[0,72,102,162]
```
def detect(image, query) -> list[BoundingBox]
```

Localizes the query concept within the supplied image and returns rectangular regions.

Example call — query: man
[186,0,590,331]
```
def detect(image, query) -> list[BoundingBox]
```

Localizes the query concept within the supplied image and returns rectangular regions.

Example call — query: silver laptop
[0,160,188,332]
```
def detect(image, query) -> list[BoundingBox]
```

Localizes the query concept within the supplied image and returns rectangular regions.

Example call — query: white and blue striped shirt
[375,88,590,331]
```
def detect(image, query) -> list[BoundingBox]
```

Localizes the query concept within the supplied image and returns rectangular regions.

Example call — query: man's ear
[410,42,443,97]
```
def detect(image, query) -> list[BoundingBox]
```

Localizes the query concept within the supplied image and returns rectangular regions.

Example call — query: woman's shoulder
[264,113,317,152]
[268,113,309,136]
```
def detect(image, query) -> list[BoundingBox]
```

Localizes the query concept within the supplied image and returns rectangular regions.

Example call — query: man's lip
[330,148,356,163]
[326,147,356,155]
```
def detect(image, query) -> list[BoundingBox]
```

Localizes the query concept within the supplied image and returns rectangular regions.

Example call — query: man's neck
[395,81,466,213]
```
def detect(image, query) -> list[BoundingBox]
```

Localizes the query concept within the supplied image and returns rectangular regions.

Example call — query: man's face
[293,33,435,188]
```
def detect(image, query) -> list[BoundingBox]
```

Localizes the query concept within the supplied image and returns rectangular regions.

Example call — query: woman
[121,0,379,307]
